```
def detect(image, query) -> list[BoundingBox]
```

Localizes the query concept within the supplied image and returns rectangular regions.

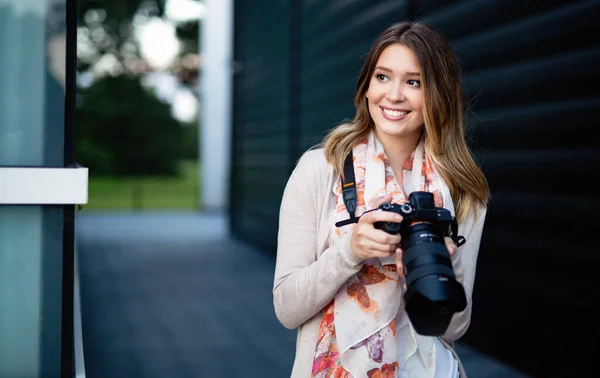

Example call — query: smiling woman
[274,21,490,378]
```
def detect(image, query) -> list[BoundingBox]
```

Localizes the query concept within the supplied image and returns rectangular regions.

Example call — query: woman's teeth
[383,108,409,117]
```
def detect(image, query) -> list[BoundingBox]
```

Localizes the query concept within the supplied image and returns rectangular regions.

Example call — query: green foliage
[75,0,201,181]
[175,19,200,55]
[180,121,199,160]
[76,75,183,177]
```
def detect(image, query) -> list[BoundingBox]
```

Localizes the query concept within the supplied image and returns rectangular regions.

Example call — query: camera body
[374,193,454,237]
[374,191,467,336]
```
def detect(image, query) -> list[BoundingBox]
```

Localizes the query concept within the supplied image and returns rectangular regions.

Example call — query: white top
[433,337,459,378]
[396,310,410,378]
[396,309,459,378]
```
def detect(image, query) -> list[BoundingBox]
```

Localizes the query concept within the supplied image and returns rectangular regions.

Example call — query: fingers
[359,207,403,225]
[395,247,404,277]
[354,234,397,256]
[368,193,393,209]
[368,228,401,245]
[395,248,407,291]
[444,237,457,257]
[351,194,405,262]
[353,219,400,251]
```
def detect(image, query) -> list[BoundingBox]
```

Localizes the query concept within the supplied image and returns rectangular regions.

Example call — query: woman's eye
[407,79,421,87]
[376,74,389,82]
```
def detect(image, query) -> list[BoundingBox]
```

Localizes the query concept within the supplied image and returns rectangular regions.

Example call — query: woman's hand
[350,194,403,262]
[396,236,457,289]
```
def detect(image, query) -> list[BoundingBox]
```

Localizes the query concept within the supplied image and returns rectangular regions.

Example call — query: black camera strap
[335,151,360,228]
[449,219,466,247]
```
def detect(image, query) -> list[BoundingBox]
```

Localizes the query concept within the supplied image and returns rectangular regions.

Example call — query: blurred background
[76,0,202,211]
[1,0,598,377]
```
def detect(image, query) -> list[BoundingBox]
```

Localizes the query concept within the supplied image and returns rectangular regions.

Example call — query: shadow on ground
[76,212,531,378]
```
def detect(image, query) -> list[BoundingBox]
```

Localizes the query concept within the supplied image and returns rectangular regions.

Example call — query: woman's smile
[380,106,411,121]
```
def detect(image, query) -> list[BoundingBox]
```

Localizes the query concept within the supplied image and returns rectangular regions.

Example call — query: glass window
[0,0,67,376]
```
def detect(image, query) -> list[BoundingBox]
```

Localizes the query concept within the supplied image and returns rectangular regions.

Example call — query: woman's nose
[386,82,405,102]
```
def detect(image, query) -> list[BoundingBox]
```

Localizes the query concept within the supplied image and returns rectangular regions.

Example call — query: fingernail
[369,196,382,206]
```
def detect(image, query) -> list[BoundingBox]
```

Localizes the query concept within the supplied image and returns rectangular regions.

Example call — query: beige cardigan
[273,148,487,377]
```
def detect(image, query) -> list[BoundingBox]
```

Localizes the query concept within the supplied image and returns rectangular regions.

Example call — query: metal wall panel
[231,0,293,249]
[231,1,600,374]
[412,1,600,376]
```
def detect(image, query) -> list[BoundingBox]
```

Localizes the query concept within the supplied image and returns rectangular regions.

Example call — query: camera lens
[401,222,467,336]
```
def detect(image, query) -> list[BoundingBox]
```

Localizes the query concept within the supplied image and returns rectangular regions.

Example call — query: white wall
[199,0,233,212]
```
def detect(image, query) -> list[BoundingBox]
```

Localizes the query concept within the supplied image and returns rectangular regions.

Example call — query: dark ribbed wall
[231,1,600,376]
[230,0,292,248]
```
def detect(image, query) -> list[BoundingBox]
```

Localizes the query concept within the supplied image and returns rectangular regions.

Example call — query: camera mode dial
[381,202,393,211]
[399,203,412,214]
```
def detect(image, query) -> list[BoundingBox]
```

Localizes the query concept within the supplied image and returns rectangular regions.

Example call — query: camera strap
[335,151,360,228]
[449,219,466,247]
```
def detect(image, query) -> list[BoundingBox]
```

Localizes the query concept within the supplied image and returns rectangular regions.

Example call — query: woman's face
[365,43,424,143]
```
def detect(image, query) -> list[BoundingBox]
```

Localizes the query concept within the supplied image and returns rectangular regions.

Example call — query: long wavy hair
[321,21,490,222]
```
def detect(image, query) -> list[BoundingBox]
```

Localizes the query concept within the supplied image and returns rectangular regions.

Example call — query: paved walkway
[76,212,531,378]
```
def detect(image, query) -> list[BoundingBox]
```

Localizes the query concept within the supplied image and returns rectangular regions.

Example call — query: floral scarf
[311,131,444,378]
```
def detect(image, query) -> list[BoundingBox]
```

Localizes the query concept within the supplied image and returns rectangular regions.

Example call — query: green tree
[75,0,202,208]
[76,75,183,207]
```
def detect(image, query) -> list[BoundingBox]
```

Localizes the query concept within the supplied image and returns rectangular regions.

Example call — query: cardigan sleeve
[273,150,364,330]
[441,205,488,343]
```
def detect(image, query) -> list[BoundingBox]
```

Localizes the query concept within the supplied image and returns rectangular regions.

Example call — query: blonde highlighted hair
[321,21,489,222]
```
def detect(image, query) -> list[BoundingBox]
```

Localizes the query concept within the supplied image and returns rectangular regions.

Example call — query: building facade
[229,1,600,376]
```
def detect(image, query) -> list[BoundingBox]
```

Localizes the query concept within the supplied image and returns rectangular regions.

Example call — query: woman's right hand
[350,194,403,262]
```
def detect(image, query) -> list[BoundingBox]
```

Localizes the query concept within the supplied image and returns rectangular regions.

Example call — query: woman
[273,21,490,378]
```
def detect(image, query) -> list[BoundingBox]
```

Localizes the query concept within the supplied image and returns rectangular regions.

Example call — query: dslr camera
[374,191,467,336]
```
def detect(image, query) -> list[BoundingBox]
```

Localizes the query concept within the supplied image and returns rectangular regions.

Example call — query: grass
[83,160,200,211]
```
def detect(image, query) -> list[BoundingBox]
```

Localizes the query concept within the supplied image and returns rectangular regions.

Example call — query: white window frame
[0,167,88,205]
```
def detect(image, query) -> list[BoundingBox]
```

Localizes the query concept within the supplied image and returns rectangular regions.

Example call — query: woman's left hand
[395,237,457,290]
